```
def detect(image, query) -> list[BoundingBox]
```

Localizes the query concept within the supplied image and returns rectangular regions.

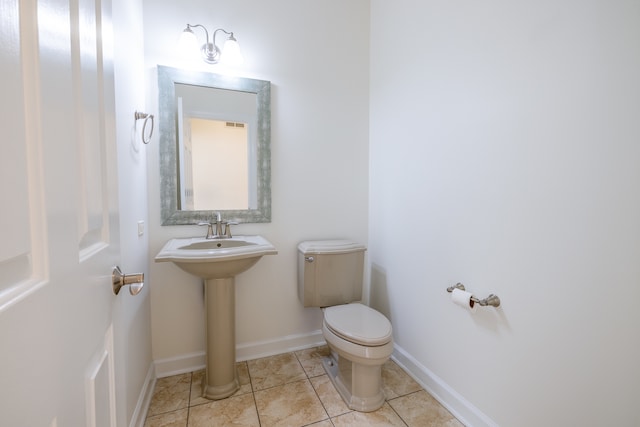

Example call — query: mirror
[158,65,271,225]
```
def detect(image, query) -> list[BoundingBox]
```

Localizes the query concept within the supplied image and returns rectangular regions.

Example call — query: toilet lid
[324,303,392,346]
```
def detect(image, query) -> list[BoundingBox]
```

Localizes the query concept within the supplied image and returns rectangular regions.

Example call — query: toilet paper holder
[446,283,501,307]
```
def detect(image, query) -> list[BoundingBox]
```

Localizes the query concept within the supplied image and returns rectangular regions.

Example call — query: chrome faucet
[214,211,223,237]
[197,212,238,239]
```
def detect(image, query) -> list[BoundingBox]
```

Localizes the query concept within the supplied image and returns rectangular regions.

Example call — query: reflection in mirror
[180,117,249,210]
[175,83,256,211]
[158,66,271,225]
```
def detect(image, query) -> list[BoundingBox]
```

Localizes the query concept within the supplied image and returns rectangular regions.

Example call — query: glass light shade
[220,38,243,66]
[178,28,199,54]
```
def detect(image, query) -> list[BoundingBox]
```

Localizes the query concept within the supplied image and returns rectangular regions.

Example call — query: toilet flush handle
[305,256,314,263]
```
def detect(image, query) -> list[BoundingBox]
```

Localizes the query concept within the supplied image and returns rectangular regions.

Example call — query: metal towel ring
[134,111,154,144]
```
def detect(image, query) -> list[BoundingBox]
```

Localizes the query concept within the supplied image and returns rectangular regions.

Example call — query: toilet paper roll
[451,288,477,313]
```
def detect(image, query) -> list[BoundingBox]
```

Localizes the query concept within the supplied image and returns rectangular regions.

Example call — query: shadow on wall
[369,261,512,336]
[370,263,392,322]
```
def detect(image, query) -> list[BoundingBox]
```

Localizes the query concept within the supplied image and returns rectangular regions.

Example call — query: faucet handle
[223,221,238,238]
[197,222,215,239]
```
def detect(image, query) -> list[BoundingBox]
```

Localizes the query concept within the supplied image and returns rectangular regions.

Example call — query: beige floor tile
[309,374,352,418]
[190,363,252,407]
[189,370,208,407]
[382,359,423,399]
[143,350,466,427]
[143,408,188,427]
[235,362,253,395]
[147,373,192,417]
[388,390,464,427]
[188,393,259,427]
[254,379,328,427]
[247,352,307,391]
[294,345,331,378]
[331,402,406,427]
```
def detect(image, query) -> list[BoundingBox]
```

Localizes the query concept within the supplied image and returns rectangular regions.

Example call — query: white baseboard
[391,344,498,427]
[129,362,156,427]
[153,330,326,378]
[154,351,206,378]
[236,329,325,361]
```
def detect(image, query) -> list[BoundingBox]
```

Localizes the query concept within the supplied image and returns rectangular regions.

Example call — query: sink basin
[155,235,277,279]
[155,235,277,401]
[180,240,256,250]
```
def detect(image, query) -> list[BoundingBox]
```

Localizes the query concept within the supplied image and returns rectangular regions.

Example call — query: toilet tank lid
[298,240,366,255]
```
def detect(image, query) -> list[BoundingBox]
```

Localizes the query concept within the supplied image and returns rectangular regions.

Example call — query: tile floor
[144,346,463,427]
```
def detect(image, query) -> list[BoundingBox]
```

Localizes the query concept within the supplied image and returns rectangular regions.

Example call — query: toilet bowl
[321,303,393,412]
[298,240,393,412]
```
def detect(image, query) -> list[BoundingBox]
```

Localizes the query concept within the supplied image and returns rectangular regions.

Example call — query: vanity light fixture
[179,24,244,65]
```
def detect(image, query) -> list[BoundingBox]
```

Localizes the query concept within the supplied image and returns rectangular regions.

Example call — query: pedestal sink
[155,236,277,399]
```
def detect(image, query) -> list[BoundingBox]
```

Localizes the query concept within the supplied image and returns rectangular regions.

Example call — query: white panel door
[0,0,122,425]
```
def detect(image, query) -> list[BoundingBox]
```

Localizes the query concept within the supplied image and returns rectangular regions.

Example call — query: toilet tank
[297,240,367,307]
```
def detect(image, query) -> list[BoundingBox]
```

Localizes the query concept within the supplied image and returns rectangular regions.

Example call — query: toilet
[298,240,393,412]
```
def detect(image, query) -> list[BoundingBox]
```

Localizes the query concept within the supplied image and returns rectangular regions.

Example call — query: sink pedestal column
[202,277,239,399]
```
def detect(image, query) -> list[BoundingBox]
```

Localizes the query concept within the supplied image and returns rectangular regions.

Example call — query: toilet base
[322,354,386,412]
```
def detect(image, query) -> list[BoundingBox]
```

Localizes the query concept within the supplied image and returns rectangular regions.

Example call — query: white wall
[369,1,640,426]
[112,0,154,425]
[143,0,370,371]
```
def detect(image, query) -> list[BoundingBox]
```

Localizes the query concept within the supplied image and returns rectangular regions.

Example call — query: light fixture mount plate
[201,42,221,64]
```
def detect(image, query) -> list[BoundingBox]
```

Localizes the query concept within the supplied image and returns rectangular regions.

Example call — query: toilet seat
[324,303,392,346]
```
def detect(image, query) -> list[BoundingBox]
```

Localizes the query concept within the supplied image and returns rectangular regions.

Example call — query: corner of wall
[392,345,498,427]
[128,362,157,427]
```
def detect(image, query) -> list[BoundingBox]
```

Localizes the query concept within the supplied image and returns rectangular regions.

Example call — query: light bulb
[220,37,243,66]
[178,27,199,57]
